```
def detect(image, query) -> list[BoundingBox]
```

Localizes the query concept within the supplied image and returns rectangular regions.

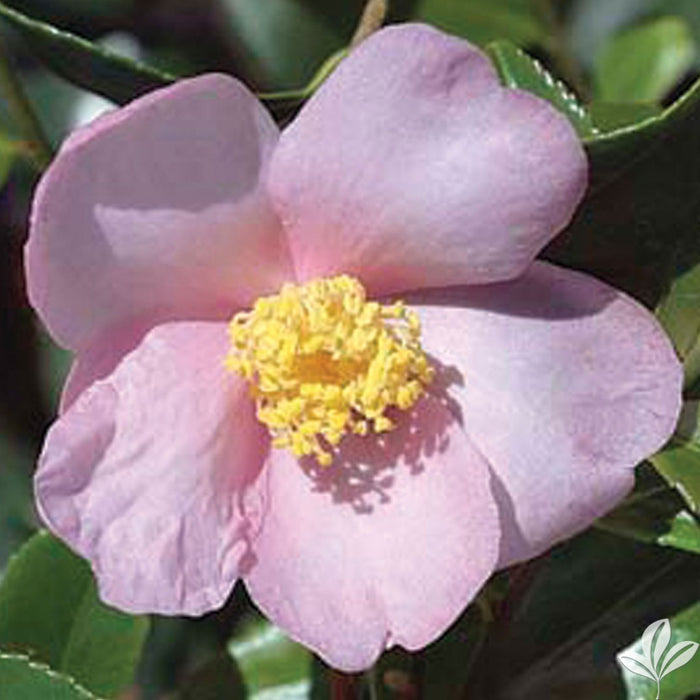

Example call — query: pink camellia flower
[27,23,682,671]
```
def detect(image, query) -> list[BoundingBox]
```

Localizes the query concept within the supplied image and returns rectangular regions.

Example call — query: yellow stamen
[225,275,434,465]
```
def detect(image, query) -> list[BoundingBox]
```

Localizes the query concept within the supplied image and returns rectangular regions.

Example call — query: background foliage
[1,0,700,697]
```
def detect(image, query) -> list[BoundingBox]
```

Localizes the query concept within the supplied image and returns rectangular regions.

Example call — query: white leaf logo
[618,619,699,699]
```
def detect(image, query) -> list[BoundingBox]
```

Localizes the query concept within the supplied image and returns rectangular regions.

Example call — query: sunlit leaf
[597,464,700,554]
[595,17,695,102]
[0,532,149,698]
[656,263,700,388]
[229,614,312,696]
[652,403,700,515]
[0,654,100,700]
[486,40,596,138]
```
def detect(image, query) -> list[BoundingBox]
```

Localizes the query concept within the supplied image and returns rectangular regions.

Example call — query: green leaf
[654,0,700,68]
[0,436,34,570]
[656,262,700,387]
[650,402,700,515]
[619,602,700,699]
[180,654,246,700]
[567,0,656,69]
[594,17,695,102]
[415,0,545,47]
[545,74,700,308]
[597,464,700,554]
[473,530,700,697]
[421,602,491,698]
[0,133,17,185]
[588,100,661,132]
[229,614,312,696]
[486,40,596,138]
[0,1,174,105]
[0,531,149,698]
[0,654,100,700]
[221,0,344,89]
[653,444,700,516]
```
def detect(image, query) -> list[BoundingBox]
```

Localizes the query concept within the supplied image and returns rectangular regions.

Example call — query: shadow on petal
[403,262,619,321]
[297,357,465,515]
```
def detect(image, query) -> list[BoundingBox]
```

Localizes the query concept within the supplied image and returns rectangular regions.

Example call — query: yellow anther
[225,275,433,465]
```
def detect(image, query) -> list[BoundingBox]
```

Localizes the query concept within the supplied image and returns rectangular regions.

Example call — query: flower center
[225,275,434,466]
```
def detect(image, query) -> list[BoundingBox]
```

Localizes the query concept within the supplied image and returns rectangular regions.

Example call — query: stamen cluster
[226,275,434,465]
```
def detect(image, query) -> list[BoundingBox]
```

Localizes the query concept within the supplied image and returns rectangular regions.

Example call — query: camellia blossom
[27,23,682,671]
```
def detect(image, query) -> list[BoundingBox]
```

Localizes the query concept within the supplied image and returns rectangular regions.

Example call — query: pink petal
[35,322,268,615]
[60,318,156,412]
[27,74,293,352]
[268,23,587,296]
[411,262,682,567]
[243,395,499,672]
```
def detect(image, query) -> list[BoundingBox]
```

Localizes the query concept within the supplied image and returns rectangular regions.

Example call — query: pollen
[225,275,434,466]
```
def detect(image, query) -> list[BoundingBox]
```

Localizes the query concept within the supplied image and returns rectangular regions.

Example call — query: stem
[0,33,52,170]
[351,0,388,47]
[329,669,362,700]
[461,596,493,692]
[365,666,380,700]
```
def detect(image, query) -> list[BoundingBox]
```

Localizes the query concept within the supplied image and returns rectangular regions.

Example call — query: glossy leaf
[0,1,174,105]
[486,40,596,138]
[492,46,700,310]
[651,402,700,515]
[656,262,700,387]
[472,530,700,698]
[545,74,700,309]
[0,654,99,700]
[414,0,545,47]
[653,443,700,516]
[0,531,149,698]
[228,614,312,696]
[588,101,661,132]
[595,17,695,102]
[597,465,700,554]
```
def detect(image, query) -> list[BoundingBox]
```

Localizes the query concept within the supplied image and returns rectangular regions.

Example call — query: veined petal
[244,395,499,671]
[35,322,268,615]
[411,262,682,567]
[268,23,586,296]
[27,74,293,352]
